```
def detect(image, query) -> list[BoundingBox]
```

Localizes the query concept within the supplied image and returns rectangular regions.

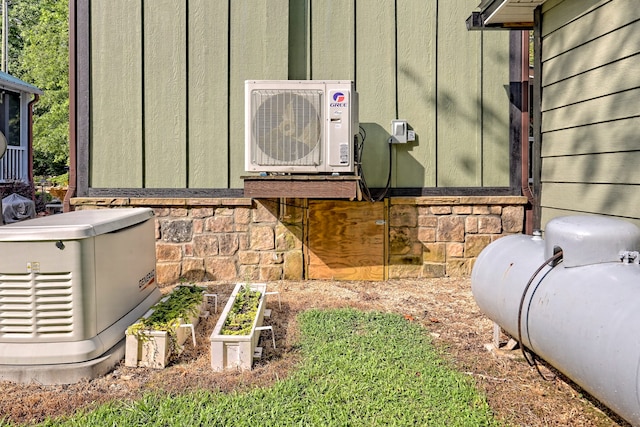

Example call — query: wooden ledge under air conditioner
[242,175,360,199]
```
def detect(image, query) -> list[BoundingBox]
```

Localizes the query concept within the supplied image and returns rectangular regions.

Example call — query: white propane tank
[471,215,640,426]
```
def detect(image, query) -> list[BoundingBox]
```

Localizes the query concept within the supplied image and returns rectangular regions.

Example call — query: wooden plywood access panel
[307,201,386,281]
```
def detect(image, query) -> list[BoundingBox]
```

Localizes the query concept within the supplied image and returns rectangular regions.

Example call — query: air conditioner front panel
[245,80,357,173]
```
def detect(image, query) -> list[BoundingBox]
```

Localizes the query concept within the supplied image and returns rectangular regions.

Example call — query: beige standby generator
[0,208,161,384]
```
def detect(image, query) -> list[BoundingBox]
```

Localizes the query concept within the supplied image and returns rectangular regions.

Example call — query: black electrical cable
[355,126,373,201]
[516,249,563,381]
[356,125,392,202]
[375,141,393,202]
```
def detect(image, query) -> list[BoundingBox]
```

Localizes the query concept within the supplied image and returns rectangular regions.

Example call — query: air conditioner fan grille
[251,89,323,166]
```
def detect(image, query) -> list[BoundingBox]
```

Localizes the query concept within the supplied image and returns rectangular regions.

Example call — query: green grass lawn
[28,308,502,427]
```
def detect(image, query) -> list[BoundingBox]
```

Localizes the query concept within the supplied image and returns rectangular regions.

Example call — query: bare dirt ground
[0,278,630,426]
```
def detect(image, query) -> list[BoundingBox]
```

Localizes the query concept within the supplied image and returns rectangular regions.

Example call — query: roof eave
[0,71,43,95]
[466,0,546,31]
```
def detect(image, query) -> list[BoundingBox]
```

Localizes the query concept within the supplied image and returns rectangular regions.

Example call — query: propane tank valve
[619,250,640,264]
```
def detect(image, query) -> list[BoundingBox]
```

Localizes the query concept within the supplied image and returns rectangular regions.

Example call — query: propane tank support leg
[493,322,501,347]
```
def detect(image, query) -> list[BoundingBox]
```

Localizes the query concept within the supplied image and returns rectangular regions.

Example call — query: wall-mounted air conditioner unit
[245,80,359,174]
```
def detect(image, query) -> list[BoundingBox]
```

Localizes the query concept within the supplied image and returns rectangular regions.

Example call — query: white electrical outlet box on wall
[390,119,408,143]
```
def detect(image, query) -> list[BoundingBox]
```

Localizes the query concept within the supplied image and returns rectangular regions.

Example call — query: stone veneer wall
[72,198,305,286]
[387,197,527,279]
[72,196,527,286]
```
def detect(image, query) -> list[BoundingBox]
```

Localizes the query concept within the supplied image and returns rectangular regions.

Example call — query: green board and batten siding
[437,1,481,187]
[85,0,509,192]
[188,1,229,188]
[229,1,289,189]
[355,2,396,188]
[90,0,143,188]
[144,0,188,188]
[396,1,437,188]
[538,0,640,227]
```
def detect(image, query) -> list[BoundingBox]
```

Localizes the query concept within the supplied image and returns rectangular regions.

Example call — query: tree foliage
[3,0,69,177]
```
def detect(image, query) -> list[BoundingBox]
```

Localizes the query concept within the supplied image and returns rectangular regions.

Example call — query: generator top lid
[0,208,154,241]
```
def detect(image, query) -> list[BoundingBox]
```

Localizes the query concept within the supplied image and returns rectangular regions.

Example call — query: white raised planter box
[210,283,267,371]
[125,289,205,369]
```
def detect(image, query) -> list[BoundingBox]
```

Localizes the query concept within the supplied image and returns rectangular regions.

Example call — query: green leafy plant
[221,285,262,335]
[50,172,69,187]
[127,285,205,354]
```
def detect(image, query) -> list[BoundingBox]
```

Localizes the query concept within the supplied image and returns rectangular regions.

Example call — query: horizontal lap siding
[541,206,640,230]
[542,152,640,183]
[542,118,639,157]
[543,55,640,112]
[541,0,636,59]
[542,90,640,132]
[541,183,640,227]
[541,19,640,87]
[86,0,509,191]
[540,0,640,227]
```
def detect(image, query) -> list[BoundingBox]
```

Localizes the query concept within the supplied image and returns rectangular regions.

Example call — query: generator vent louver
[0,272,74,337]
